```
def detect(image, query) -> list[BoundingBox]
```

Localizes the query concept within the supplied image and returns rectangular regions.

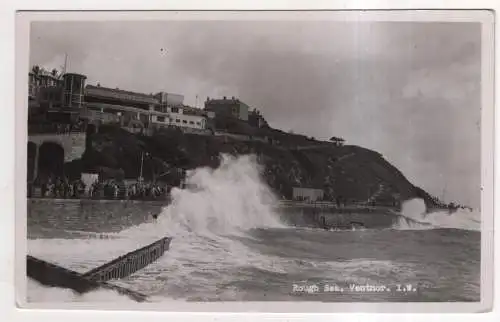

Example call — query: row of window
[154,106,181,113]
[156,116,202,126]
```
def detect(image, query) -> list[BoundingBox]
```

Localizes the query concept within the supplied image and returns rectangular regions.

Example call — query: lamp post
[139,151,149,183]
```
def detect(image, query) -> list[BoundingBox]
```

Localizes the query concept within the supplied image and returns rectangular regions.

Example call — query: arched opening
[38,142,65,179]
[27,142,37,182]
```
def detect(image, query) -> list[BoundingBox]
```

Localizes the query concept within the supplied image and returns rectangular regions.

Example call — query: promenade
[27,197,397,212]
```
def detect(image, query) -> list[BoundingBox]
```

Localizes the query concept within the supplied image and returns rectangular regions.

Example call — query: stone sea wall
[27,198,166,236]
[277,205,399,229]
[27,198,400,237]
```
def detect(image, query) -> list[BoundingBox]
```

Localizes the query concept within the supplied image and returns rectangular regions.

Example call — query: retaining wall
[27,199,166,235]
[278,206,399,229]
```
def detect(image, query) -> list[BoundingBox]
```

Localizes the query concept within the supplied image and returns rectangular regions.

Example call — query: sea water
[26,154,481,303]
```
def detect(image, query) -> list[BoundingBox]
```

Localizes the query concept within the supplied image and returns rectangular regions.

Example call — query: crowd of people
[88,180,169,200]
[28,176,170,201]
[28,177,86,199]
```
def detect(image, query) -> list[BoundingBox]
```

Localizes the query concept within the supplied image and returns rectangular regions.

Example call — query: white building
[150,105,207,130]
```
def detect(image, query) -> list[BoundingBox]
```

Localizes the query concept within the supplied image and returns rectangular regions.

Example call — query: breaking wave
[27,155,480,304]
[27,154,287,303]
[119,153,285,240]
[394,199,480,231]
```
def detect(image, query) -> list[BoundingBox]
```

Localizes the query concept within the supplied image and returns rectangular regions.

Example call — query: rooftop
[181,105,207,117]
[86,84,159,105]
[206,96,242,104]
[86,84,155,99]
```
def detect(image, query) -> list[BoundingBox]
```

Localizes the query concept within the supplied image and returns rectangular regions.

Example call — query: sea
[26,155,481,304]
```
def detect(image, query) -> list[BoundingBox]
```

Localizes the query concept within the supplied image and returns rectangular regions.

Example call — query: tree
[31,65,40,75]
[51,68,58,77]
[329,136,345,146]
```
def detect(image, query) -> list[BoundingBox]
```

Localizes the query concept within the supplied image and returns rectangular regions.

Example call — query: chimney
[223,96,226,100]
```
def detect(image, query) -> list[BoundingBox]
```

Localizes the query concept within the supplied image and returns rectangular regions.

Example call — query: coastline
[27,197,168,206]
[27,197,398,212]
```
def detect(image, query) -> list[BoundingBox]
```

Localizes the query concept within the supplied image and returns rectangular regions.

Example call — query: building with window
[154,92,184,109]
[28,69,64,110]
[28,68,89,124]
[204,96,249,121]
[29,68,63,100]
[84,84,159,128]
[28,69,211,134]
[150,105,207,130]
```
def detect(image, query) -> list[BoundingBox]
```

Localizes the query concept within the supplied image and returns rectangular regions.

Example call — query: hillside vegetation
[66,123,441,208]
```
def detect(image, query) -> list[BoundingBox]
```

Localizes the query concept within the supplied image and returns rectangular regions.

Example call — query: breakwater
[27,236,172,302]
[82,237,171,282]
[27,255,147,301]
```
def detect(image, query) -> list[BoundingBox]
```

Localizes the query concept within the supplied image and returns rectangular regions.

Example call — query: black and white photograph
[17,10,494,311]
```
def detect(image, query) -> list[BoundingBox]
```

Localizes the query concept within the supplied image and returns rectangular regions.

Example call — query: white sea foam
[28,156,477,303]
[27,154,287,303]
[120,153,284,240]
[394,198,480,231]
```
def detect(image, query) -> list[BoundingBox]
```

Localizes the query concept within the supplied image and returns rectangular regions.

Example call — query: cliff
[65,124,441,208]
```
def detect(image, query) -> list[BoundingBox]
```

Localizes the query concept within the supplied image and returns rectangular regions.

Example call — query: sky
[29,20,482,208]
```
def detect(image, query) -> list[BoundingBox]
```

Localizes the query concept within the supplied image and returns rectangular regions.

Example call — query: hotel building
[28,69,211,134]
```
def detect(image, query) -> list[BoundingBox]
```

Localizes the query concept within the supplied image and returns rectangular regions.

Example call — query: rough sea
[26,155,481,304]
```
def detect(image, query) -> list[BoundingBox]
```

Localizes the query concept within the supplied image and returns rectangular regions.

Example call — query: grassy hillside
[67,124,441,208]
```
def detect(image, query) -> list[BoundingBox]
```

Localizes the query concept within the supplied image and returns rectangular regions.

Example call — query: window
[157,116,165,122]
[182,120,187,124]
[171,107,179,113]
[189,121,194,124]
[196,122,201,126]
[176,119,180,123]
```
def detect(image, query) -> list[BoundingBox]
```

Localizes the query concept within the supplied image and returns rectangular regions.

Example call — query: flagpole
[62,53,68,75]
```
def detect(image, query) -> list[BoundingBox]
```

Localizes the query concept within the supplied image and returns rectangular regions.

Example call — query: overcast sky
[29,20,482,208]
